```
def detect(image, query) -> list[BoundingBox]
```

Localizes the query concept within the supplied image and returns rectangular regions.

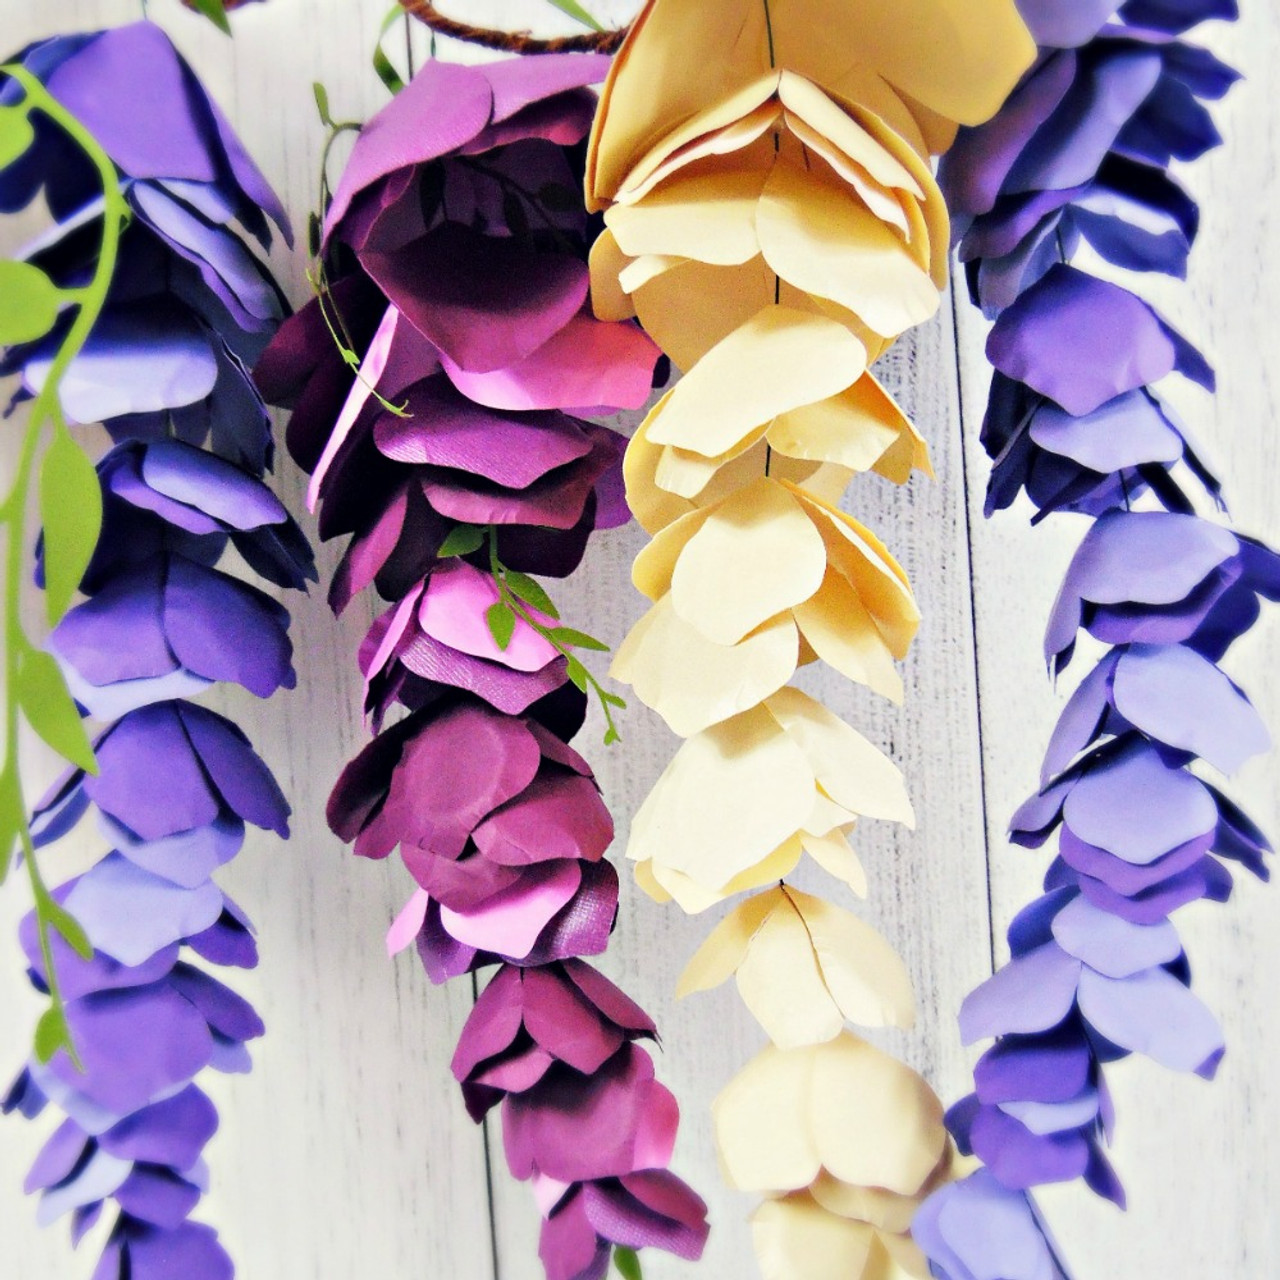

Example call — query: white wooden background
[1,2,1276,1277]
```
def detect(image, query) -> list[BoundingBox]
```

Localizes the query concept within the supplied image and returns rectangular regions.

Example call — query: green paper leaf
[545,0,605,31]
[613,1246,643,1280]
[486,602,516,651]
[33,1006,69,1065]
[565,656,589,693]
[187,0,233,35]
[0,105,35,169]
[549,626,610,653]
[0,260,62,346]
[603,725,620,747]
[313,81,333,127]
[373,5,408,95]
[600,692,627,709]
[0,767,21,885]
[40,428,102,625]
[438,526,485,558]
[17,650,96,773]
[47,901,92,961]
[504,570,560,621]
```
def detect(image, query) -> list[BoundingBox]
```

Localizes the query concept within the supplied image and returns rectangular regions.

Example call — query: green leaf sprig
[545,0,606,31]
[436,525,626,745]
[0,65,132,1066]
[612,1245,643,1280]
[306,81,410,421]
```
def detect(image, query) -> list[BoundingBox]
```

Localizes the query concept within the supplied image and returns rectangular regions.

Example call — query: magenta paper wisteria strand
[255,53,708,1280]
[913,2,1278,1275]
[1,24,312,1279]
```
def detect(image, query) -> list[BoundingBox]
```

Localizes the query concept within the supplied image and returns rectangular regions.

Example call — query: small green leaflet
[546,0,605,31]
[40,427,102,625]
[549,626,610,653]
[33,1006,70,1065]
[187,0,233,35]
[17,650,96,773]
[0,766,21,884]
[613,1246,643,1280]
[373,4,408,95]
[438,525,486,558]
[46,899,92,961]
[565,656,590,693]
[0,105,34,169]
[486,602,517,651]
[504,570,560,621]
[313,81,334,128]
[0,261,62,346]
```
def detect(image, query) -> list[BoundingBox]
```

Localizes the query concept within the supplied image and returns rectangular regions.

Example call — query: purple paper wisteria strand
[1,24,312,1279]
[913,2,1277,1275]
[255,54,707,1280]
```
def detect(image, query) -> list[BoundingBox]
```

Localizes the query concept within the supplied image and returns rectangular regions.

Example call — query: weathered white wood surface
[0,2,1275,1277]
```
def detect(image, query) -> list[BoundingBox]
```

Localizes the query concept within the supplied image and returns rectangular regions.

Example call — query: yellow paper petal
[757,159,940,338]
[608,166,767,267]
[612,594,799,737]
[620,99,783,206]
[751,1193,877,1280]
[627,704,814,890]
[801,827,868,898]
[794,567,905,703]
[655,423,768,500]
[587,230,637,321]
[735,892,847,1047]
[767,688,915,826]
[671,477,826,645]
[714,1046,820,1192]
[788,484,919,657]
[630,495,710,600]
[634,856,673,905]
[787,887,915,1029]
[677,888,783,998]
[812,1034,946,1194]
[876,1230,933,1280]
[809,1170,920,1234]
[646,306,868,458]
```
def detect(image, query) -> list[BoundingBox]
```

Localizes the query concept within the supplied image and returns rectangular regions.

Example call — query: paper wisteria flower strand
[1,23,311,1279]
[255,51,707,1280]
[585,2,1033,1276]
[912,2,1278,1274]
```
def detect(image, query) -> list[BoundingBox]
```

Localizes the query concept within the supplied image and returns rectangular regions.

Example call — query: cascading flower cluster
[585,2,1034,1275]
[255,53,708,1280]
[0,23,310,1279]
[912,2,1277,1274]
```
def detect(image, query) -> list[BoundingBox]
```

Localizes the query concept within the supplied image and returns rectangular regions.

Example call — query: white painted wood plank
[960,8,1280,1276]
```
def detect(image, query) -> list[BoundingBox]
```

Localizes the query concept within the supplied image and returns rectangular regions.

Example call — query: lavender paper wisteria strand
[913,3,1276,1275]
[256,54,708,1280]
[1,23,312,1279]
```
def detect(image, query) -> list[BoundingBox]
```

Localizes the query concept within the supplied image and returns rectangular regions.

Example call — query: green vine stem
[0,65,131,1065]
[477,526,626,745]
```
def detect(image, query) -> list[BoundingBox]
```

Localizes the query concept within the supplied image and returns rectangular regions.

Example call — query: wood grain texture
[0,2,1275,1278]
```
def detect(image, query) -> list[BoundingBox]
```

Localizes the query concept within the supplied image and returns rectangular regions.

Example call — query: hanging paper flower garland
[0,22,310,1279]
[255,51,708,1280]
[585,1,1034,1276]
[912,2,1278,1274]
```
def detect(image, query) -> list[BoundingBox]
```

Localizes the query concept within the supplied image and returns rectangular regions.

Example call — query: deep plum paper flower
[257,50,705,1278]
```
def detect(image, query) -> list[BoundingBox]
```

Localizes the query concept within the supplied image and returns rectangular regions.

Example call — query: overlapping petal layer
[1,22,308,1279]
[257,52,706,1280]
[914,2,1272,1274]
[587,1,1034,1274]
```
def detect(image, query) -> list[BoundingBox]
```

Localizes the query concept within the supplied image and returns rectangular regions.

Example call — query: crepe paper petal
[1050,895,1183,978]
[715,1034,947,1197]
[751,1193,907,1280]
[960,944,1082,1043]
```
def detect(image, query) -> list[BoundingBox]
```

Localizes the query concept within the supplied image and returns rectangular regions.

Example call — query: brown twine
[397,0,629,54]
